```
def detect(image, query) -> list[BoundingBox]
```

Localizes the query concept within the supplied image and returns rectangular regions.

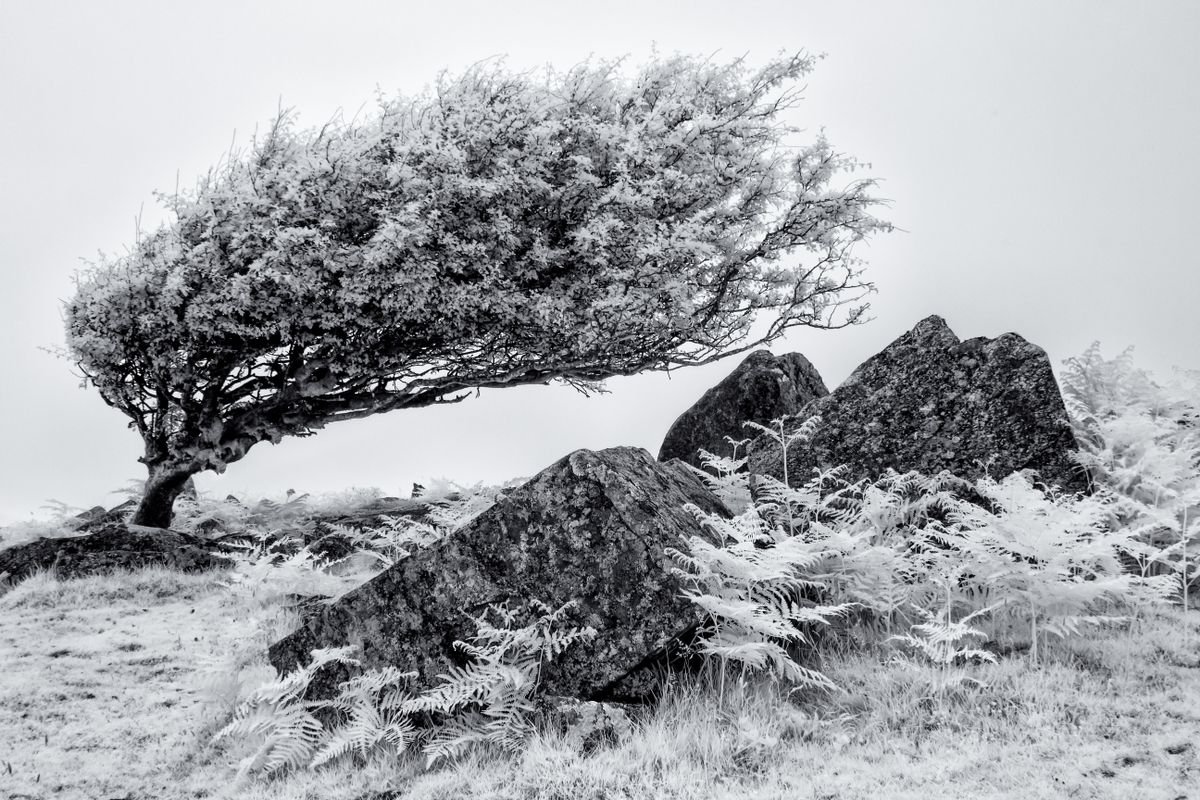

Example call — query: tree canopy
[65,52,889,526]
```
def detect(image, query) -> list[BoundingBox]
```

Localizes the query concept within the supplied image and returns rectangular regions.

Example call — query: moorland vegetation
[1,345,1198,799]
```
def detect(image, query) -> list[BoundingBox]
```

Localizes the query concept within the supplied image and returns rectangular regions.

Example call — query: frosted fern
[1061,344,1200,613]
[213,599,594,777]
[670,501,852,692]
[212,645,361,779]
[401,599,597,766]
[889,602,998,666]
[309,667,419,768]
[686,436,753,514]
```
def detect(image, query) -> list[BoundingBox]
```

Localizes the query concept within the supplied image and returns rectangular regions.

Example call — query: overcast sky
[1,1,1197,523]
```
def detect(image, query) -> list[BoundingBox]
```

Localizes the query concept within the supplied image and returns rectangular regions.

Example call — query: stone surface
[312,498,432,530]
[659,350,829,469]
[747,316,1088,493]
[268,446,728,701]
[0,522,234,588]
[74,499,138,532]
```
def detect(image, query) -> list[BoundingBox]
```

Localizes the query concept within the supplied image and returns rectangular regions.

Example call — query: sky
[1,0,1198,523]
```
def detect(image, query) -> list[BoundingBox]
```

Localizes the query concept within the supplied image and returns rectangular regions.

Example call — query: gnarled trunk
[131,466,196,528]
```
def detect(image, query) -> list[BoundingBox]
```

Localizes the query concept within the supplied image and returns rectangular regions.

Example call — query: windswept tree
[66,53,889,528]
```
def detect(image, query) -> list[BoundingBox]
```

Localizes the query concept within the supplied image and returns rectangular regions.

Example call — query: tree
[65,53,889,528]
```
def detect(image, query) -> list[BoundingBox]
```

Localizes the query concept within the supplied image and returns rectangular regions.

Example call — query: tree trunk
[131,466,196,528]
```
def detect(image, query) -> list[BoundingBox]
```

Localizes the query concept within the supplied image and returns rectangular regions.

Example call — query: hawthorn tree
[66,53,889,528]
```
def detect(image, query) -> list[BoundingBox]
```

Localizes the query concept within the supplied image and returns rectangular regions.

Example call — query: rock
[194,516,226,536]
[74,499,138,532]
[73,506,108,524]
[0,522,235,588]
[659,350,828,469]
[312,498,434,530]
[268,447,728,701]
[747,315,1087,493]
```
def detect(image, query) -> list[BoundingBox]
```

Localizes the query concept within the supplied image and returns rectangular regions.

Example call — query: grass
[0,565,298,800]
[0,563,1196,799]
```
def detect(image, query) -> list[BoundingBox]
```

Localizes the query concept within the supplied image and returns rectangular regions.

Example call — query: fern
[934,474,1148,664]
[309,667,418,767]
[401,599,596,766]
[685,436,753,514]
[329,517,443,571]
[1061,344,1200,617]
[887,567,998,667]
[744,414,822,496]
[212,645,361,779]
[670,500,853,693]
[214,599,594,777]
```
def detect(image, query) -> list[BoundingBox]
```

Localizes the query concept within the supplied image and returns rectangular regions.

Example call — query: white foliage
[679,406,1174,675]
[212,645,362,779]
[670,500,851,691]
[1062,343,1200,608]
[65,52,889,492]
[889,602,998,666]
[213,600,595,777]
[402,599,596,766]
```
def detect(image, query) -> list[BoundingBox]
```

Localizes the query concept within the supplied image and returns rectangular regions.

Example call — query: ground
[1,565,1198,799]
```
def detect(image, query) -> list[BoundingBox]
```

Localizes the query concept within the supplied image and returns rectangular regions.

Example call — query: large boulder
[268,447,728,701]
[658,350,829,469]
[747,316,1088,494]
[0,522,234,588]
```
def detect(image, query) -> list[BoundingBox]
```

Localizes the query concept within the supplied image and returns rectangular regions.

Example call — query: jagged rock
[747,316,1087,493]
[0,522,234,588]
[268,447,728,701]
[659,350,828,469]
[75,499,138,533]
[74,506,108,523]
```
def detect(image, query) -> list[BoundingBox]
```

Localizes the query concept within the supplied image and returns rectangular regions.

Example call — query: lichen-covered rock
[268,447,728,701]
[74,498,138,532]
[0,522,234,588]
[747,316,1087,493]
[658,350,829,469]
